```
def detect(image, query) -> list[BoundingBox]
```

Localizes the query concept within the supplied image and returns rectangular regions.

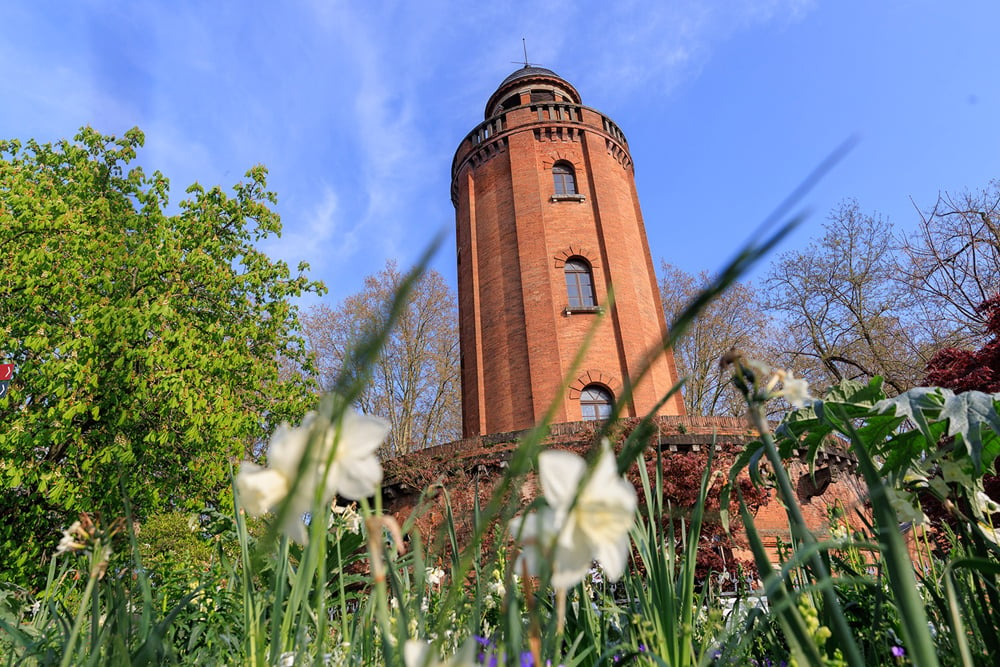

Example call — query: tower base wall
[382,417,868,568]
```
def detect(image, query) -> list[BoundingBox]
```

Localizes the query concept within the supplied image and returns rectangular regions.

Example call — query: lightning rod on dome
[512,38,539,69]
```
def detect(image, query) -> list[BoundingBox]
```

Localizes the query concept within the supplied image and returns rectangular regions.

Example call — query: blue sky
[2,1,998,306]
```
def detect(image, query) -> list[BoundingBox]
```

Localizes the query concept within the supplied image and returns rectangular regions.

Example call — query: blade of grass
[745,404,865,666]
[737,490,824,666]
[840,414,940,667]
[943,557,1000,666]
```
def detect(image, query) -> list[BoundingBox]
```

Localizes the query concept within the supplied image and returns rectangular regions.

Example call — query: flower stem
[59,547,103,667]
[747,404,865,667]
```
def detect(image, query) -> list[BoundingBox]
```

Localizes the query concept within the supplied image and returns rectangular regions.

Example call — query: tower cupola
[484,66,582,119]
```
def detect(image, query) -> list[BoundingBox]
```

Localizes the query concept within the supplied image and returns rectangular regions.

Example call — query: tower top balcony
[452,67,631,204]
[484,66,582,120]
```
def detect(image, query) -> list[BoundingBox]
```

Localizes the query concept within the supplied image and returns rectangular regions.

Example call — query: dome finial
[511,38,539,69]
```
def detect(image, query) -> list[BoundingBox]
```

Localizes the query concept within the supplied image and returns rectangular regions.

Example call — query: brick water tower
[451,66,685,437]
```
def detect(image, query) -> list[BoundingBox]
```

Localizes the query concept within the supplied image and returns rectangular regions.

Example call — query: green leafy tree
[0,127,323,583]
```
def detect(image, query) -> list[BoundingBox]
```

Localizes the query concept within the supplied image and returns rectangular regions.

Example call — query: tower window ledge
[550,194,586,203]
[563,305,604,316]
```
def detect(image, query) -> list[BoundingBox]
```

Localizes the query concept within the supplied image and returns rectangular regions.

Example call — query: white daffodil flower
[403,640,475,667]
[487,579,505,598]
[774,369,812,408]
[884,486,927,526]
[331,503,363,533]
[55,521,87,555]
[510,440,637,590]
[977,522,1000,545]
[425,566,445,587]
[782,375,812,408]
[508,507,559,580]
[236,407,388,543]
[733,359,812,409]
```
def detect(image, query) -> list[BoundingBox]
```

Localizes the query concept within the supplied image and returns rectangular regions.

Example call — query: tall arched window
[552,161,577,196]
[564,258,596,308]
[580,384,613,421]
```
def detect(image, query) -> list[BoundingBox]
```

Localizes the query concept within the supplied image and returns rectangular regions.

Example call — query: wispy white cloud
[141,123,220,193]
[0,26,125,140]
[263,185,347,272]
[0,0,820,306]
[306,2,445,264]
[562,0,817,101]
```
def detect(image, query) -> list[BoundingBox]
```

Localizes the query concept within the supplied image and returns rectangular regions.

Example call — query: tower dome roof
[485,65,581,119]
[497,65,562,88]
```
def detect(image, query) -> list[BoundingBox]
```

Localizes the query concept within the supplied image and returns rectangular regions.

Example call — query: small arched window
[552,162,577,196]
[564,258,596,308]
[580,384,613,421]
[500,94,520,111]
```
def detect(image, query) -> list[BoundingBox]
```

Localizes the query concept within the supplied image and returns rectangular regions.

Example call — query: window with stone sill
[552,161,578,196]
[564,258,597,311]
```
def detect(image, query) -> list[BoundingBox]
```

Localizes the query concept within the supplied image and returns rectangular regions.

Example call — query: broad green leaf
[941,391,1000,473]
[874,386,949,445]
[824,376,885,408]
[878,421,949,476]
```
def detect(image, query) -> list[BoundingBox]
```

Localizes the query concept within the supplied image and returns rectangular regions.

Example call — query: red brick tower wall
[452,67,685,437]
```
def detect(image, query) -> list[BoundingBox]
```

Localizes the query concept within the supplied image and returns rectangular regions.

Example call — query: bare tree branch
[763,200,933,395]
[301,260,462,457]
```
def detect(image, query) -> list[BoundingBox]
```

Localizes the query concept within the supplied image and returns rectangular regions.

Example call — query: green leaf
[941,391,1000,473]
[878,420,948,476]
[874,386,948,445]
[824,376,885,407]
[774,378,890,465]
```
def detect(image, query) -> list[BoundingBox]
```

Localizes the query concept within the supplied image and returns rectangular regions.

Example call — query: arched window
[500,94,520,111]
[552,161,577,196]
[580,384,613,421]
[564,258,596,308]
